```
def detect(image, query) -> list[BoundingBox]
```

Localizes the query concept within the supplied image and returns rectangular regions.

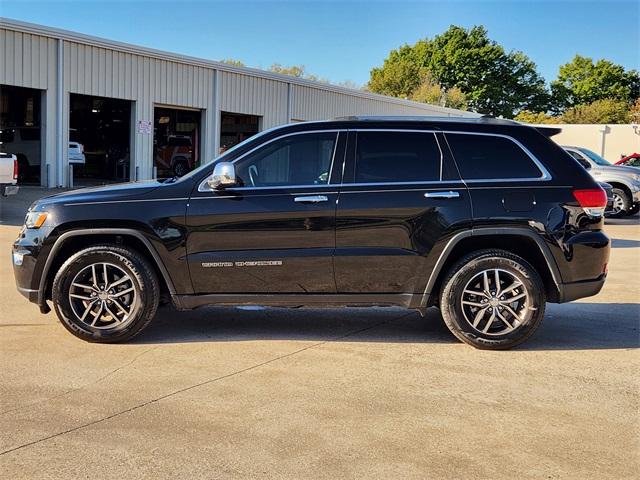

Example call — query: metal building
[0,18,476,188]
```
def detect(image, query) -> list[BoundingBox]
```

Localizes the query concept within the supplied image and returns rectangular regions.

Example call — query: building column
[212,69,221,159]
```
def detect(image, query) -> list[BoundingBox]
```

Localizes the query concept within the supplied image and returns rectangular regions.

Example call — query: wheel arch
[39,228,176,306]
[606,181,633,199]
[418,227,562,307]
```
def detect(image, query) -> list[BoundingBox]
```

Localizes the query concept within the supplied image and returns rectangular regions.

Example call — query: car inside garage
[0,85,42,184]
[69,94,131,185]
[153,106,201,179]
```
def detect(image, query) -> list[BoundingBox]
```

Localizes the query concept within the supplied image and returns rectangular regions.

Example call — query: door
[335,130,472,294]
[186,130,345,294]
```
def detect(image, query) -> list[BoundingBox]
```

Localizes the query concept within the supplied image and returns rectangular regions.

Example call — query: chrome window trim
[198,130,342,193]
[197,127,552,192]
[440,130,552,182]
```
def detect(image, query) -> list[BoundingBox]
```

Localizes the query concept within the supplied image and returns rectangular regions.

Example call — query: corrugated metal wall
[0,29,58,186]
[1,22,475,187]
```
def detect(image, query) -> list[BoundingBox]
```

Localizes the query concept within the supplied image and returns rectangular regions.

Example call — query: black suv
[12,117,610,349]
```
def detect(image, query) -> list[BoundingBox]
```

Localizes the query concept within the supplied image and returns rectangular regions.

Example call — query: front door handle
[424,191,460,199]
[294,195,329,203]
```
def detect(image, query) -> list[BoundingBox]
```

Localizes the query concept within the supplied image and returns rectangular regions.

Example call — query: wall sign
[137,120,152,134]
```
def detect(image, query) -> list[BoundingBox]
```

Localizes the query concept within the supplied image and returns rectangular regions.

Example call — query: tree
[550,55,639,112]
[560,99,631,124]
[268,63,328,83]
[629,98,640,124]
[514,110,561,124]
[368,25,548,117]
[410,73,467,110]
[220,58,245,67]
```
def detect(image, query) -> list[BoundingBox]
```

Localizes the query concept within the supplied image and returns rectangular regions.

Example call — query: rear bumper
[558,275,606,303]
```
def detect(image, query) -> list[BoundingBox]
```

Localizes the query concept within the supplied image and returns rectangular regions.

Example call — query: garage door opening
[69,94,131,185]
[220,112,261,154]
[0,85,42,184]
[153,107,201,179]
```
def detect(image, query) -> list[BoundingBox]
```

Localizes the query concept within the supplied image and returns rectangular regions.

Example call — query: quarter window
[234,132,337,187]
[446,133,543,180]
[352,132,442,183]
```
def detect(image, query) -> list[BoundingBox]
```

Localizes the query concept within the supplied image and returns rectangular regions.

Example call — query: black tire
[627,203,639,216]
[610,188,631,217]
[439,249,546,350]
[173,159,189,177]
[52,245,159,343]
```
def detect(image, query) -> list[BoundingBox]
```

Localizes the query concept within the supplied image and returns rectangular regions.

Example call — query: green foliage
[410,73,468,110]
[560,99,631,124]
[368,25,547,118]
[268,63,329,83]
[550,55,639,111]
[220,58,245,67]
[630,98,640,124]
[514,110,561,124]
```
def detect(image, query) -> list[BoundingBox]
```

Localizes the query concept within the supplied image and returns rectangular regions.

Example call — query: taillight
[573,188,607,217]
[13,158,18,180]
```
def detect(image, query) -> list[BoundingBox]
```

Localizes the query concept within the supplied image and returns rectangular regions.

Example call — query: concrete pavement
[0,194,638,479]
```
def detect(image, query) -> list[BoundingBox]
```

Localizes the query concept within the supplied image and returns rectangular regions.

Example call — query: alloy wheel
[68,262,139,330]
[460,268,530,336]
[612,193,625,214]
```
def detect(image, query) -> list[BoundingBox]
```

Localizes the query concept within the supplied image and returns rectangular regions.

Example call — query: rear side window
[353,131,442,183]
[446,133,543,180]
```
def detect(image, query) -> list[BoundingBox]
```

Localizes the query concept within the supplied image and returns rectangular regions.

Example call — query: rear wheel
[439,249,546,350]
[52,245,159,343]
[610,188,631,217]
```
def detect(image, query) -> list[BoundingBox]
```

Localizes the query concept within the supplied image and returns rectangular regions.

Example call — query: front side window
[446,133,543,180]
[578,147,611,166]
[234,132,337,187]
[352,131,442,183]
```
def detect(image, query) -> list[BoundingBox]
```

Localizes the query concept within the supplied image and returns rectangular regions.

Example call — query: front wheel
[52,245,159,343]
[439,249,546,350]
[609,188,631,217]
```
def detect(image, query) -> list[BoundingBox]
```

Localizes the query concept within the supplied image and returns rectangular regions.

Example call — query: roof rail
[331,115,522,125]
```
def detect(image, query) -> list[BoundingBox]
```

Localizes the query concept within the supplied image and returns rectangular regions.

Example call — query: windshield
[578,147,611,166]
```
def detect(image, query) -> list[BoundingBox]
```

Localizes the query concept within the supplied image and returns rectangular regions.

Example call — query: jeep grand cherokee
[12,116,610,349]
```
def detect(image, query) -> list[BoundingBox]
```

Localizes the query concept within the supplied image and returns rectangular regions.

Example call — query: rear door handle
[424,191,460,199]
[294,195,329,203]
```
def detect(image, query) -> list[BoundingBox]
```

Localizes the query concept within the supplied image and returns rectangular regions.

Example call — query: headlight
[24,211,48,229]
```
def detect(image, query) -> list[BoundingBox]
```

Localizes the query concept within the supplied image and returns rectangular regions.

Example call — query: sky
[1,0,638,87]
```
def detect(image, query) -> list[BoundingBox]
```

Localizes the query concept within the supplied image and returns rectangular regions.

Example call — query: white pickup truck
[0,152,19,196]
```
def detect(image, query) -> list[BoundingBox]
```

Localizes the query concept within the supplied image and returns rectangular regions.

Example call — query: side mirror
[207,162,236,189]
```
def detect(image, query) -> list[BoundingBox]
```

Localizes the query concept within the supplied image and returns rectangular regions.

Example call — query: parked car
[0,152,19,196]
[154,135,195,177]
[68,142,86,165]
[0,126,41,181]
[598,181,615,214]
[13,116,610,350]
[563,146,640,217]
[614,153,640,168]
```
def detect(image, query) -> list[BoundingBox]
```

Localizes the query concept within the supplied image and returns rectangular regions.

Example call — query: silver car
[563,146,640,217]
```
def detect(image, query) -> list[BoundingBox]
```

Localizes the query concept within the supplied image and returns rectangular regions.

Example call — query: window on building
[235,132,336,187]
[352,131,442,183]
[446,133,543,180]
